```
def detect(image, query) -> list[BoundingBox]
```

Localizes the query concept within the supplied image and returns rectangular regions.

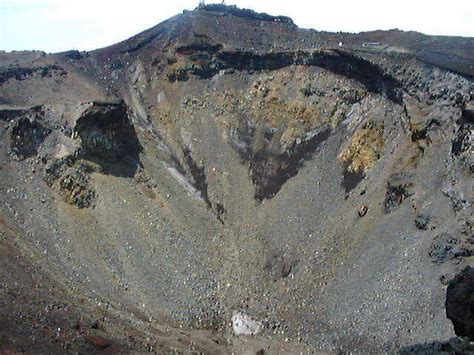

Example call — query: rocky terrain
[0,4,473,353]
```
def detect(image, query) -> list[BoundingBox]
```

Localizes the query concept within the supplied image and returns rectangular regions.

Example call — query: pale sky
[1,0,473,53]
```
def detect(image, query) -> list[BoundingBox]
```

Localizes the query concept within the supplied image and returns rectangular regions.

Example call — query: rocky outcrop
[428,233,473,264]
[201,4,294,25]
[0,65,66,84]
[384,174,414,213]
[60,50,88,60]
[168,47,401,102]
[452,101,473,172]
[39,101,142,207]
[56,165,96,208]
[7,107,50,160]
[44,157,97,208]
[339,121,384,192]
[446,267,474,340]
[0,106,42,121]
[399,337,474,354]
[73,100,141,163]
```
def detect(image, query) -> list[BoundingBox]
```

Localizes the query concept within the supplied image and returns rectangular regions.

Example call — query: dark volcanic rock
[8,109,50,160]
[452,102,473,173]
[170,48,402,102]
[399,337,474,354]
[428,234,472,264]
[44,158,96,208]
[0,106,42,121]
[44,156,75,186]
[384,174,414,213]
[74,100,141,162]
[446,267,474,340]
[61,50,87,60]
[57,166,96,208]
[443,189,469,214]
[415,214,430,230]
[0,65,66,84]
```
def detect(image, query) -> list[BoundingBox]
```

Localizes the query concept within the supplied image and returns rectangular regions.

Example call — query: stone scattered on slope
[232,311,263,336]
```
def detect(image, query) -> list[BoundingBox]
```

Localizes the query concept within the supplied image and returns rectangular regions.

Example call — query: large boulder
[446,266,474,340]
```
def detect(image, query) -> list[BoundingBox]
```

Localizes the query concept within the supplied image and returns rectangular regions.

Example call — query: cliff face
[0,5,473,353]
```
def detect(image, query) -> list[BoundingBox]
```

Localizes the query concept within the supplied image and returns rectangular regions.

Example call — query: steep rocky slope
[1,5,473,353]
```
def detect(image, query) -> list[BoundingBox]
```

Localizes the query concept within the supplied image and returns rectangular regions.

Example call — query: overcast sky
[1,0,473,53]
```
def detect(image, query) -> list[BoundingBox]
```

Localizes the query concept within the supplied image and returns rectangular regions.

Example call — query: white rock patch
[157,91,165,104]
[231,311,262,336]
